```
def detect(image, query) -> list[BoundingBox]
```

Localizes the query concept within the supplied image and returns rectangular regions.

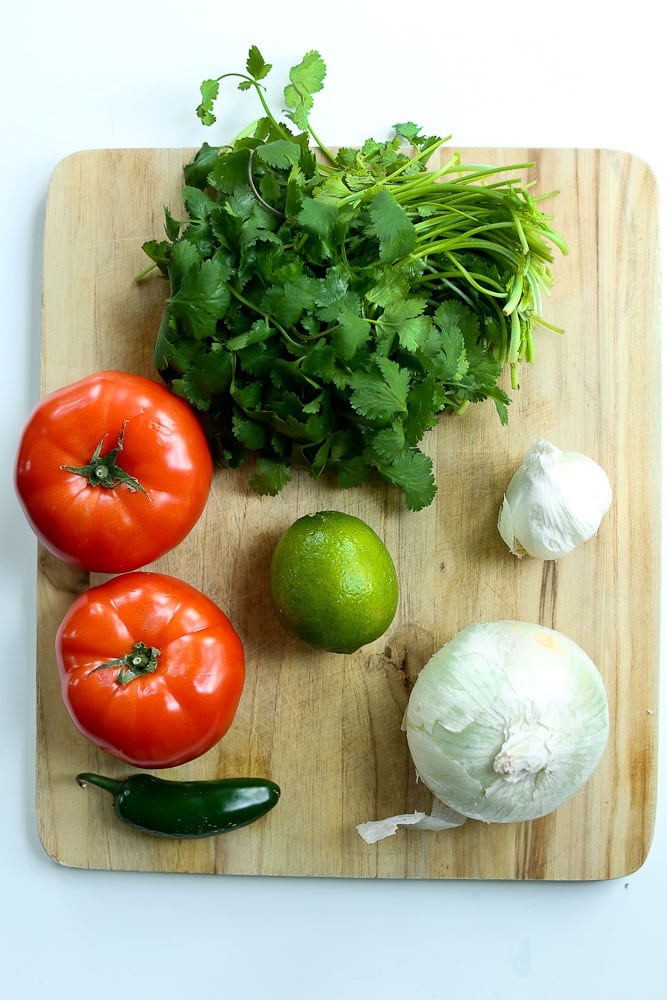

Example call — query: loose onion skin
[405,621,609,824]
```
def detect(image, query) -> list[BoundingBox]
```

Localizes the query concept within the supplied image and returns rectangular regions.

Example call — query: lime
[269,510,399,654]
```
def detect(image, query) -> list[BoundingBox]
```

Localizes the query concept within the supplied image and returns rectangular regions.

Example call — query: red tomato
[15,370,213,573]
[55,572,245,768]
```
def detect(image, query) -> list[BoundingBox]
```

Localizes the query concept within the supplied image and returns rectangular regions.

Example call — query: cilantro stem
[508,310,522,363]
[134,262,157,282]
[227,285,310,355]
[504,274,527,315]
[431,253,508,298]
[413,237,523,271]
[228,285,289,336]
[533,315,566,335]
[510,208,530,255]
[380,137,456,183]
[247,149,284,217]
[386,163,535,207]
[211,71,294,143]
[413,266,504,296]
[413,219,528,247]
[304,123,337,166]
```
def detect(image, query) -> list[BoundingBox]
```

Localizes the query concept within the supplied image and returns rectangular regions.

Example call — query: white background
[1,2,664,995]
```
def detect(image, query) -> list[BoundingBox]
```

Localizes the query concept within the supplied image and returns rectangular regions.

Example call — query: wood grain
[36,146,660,879]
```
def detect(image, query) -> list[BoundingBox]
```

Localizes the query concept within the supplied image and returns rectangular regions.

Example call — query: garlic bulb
[498,439,612,560]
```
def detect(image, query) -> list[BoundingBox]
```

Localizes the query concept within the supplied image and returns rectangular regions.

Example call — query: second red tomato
[55,572,245,768]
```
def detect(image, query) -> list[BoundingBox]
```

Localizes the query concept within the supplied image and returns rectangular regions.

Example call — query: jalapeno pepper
[77,772,281,839]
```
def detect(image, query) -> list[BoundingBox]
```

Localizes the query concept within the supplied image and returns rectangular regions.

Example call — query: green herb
[140,46,567,511]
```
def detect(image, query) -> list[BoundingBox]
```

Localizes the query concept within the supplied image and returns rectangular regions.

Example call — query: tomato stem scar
[87,641,161,685]
[61,421,151,499]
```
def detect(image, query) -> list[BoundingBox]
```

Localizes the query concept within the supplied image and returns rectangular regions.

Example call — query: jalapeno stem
[76,773,121,794]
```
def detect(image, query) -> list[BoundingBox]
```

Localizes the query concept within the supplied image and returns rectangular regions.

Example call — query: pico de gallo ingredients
[140,45,567,511]
[56,572,245,768]
[77,772,280,839]
[15,370,213,572]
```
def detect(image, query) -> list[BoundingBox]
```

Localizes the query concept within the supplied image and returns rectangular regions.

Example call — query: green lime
[269,510,399,654]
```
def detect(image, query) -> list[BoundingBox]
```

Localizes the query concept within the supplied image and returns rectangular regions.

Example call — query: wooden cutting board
[35,146,660,879]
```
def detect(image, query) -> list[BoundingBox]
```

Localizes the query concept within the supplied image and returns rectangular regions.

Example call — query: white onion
[404,620,609,824]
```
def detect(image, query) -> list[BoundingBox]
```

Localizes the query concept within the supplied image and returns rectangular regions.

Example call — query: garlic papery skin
[404,621,609,824]
[498,439,612,560]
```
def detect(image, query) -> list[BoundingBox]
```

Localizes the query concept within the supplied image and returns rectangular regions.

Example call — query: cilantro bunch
[140,46,567,510]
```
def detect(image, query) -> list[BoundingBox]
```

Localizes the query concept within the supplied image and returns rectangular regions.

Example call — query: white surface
[1,1,664,995]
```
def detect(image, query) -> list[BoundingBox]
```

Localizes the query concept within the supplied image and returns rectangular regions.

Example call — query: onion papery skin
[405,621,609,824]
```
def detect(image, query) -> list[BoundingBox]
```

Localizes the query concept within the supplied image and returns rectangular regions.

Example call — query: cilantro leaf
[330,309,370,361]
[167,250,232,340]
[141,238,170,275]
[366,422,405,462]
[404,377,444,444]
[164,207,182,242]
[298,198,342,249]
[378,448,437,512]
[183,142,221,188]
[249,457,292,496]
[300,341,337,382]
[170,347,234,411]
[368,189,417,263]
[152,309,179,370]
[182,185,214,221]
[232,411,268,450]
[349,357,410,423]
[255,140,302,170]
[392,122,423,145]
[260,275,315,327]
[365,266,411,308]
[225,318,273,351]
[246,45,271,81]
[197,79,220,126]
[313,266,349,309]
[336,456,371,489]
[283,50,326,132]
[376,296,430,351]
